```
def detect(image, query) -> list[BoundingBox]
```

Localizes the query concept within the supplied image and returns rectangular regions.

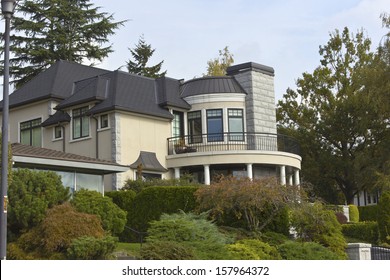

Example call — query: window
[172,111,184,138]
[100,114,109,129]
[228,109,244,141]
[207,109,223,142]
[188,111,202,143]
[54,126,62,139]
[20,118,42,147]
[72,106,89,139]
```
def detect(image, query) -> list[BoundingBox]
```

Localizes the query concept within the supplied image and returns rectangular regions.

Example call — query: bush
[228,239,281,260]
[359,205,378,221]
[260,231,290,247]
[8,169,70,237]
[342,222,379,244]
[127,186,199,235]
[378,191,390,243]
[67,236,117,260]
[349,204,359,223]
[140,241,195,260]
[290,202,347,258]
[278,241,343,260]
[105,190,136,212]
[123,176,198,193]
[71,189,127,235]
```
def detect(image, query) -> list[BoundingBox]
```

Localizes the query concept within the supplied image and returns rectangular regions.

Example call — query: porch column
[280,165,286,185]
[204,165,210,185]
[174,168,180,179]
[246,163,253,180]
[294,169,300,186]
[288,174,293,186]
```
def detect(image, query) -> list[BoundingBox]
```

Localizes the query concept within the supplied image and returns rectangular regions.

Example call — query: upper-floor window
[228,109,244,141]
[207,109,223,142]
[173,111,184,138]
[188,111,202,143]
[100,114,109,129]
[54,125,63,139]
[72,106,89,139]
[20,118,42,147]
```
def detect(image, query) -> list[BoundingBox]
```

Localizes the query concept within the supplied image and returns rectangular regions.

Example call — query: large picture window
[20,118,42,147]
[187,111,202,143]
[207,109,223,142]
[72,106,89,139]
[228,109,244,141]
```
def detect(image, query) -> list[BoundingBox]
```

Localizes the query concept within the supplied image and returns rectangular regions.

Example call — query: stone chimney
[227,62,276,134]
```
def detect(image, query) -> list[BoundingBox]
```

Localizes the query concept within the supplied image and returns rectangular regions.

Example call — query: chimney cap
[227,62,274,76]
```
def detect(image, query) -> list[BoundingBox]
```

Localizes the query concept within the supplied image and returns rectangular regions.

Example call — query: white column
[247,163,253,180]
[280,165,286,185]
[288,174,293,186]
[204,165,210,185]
[174,168,180,179]
[294,169,300,186]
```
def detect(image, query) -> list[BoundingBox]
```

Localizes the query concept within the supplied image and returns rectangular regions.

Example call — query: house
[0,60,302,192]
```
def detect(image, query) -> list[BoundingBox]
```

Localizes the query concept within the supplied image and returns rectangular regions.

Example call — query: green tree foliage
[290,202,347,258]
[278,241,343,260]
[0,134,13,185]
[145,211,231,260]
[204,46,234,76]
[277,27,389,204]
[67,235,117,260]
[126,35,166,78]
[195,176,300,232]
[8,169,70,237]
[4,0,125,87]
[71,189,126,236]
[12,203,104,259]
[377,191,390,244]
[228,239,281,260]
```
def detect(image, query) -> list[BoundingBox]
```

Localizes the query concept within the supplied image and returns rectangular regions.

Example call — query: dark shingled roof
[180,76,246,98]
[129,151,167,172]
[85,71,174,119]
[0,60,109,111]
[41,111,71,127]
[11,143,127,168]
[156,77,191,110]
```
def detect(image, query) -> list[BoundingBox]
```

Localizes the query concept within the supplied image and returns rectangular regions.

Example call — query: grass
[115,242,143,259]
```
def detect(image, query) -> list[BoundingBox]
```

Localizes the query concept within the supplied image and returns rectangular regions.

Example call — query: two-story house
[0,60,301,192]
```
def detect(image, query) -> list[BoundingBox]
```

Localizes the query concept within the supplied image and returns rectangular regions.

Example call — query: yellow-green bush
[228,239,281,260]
[349,204,359,223]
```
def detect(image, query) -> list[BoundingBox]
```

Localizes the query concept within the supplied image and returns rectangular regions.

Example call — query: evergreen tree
[2,0,125,88]
[126,35,166,78]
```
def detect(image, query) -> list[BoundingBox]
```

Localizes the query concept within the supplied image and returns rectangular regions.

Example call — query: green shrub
[359,205,378,221]
[123,176,198,193]
[378,191,390,244]
[127,186,199,235]
[278,241,343,260]
[260,231,290,247]
[140,241,195,260]
[290,202,347,258]
[72,189,127,235]
[105,190,136,212]
[342,222,379,244]
[349,204,359,223]
[228,239,281,260]
[67,236,117,260]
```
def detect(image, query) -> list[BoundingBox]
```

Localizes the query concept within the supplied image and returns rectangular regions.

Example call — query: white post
[280,165,286,185]
[174,168,180,179]
[247,163,253,180]
[204,165,210,185]
[294,169,300,186]
[288,174,293,186]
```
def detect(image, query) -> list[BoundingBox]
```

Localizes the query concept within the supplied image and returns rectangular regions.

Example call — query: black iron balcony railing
[167,132,300,156]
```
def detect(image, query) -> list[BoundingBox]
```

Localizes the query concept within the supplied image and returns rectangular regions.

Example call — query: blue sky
[1,0,389,102]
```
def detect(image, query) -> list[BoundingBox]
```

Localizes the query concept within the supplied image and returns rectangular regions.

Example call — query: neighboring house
[0,60,302,191]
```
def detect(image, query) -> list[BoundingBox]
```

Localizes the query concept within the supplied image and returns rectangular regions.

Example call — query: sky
[1,0,389,102]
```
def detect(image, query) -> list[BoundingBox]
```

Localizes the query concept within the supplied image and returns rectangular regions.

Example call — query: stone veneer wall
[227,62,277,134]
[111,112,122,190]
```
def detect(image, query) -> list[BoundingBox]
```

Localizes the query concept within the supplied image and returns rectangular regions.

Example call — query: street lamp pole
[1,0,16,260]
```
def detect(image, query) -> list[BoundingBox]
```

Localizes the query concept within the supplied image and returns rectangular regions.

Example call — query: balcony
[167,132,300,156]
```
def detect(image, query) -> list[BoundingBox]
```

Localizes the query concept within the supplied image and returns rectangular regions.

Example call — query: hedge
[348,204,359,223]
[342,222,379,244]
[358,205,378,222]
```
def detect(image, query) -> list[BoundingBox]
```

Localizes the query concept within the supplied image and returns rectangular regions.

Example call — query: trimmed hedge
[342,222,379,244]
[378,191,390,243]
[105,190,136,213]
[348,204,359,223]
[358,205,378,222]
[123,186,199,241]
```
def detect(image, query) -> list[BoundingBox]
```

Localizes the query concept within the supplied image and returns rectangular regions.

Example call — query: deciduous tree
[204,46,234,76]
